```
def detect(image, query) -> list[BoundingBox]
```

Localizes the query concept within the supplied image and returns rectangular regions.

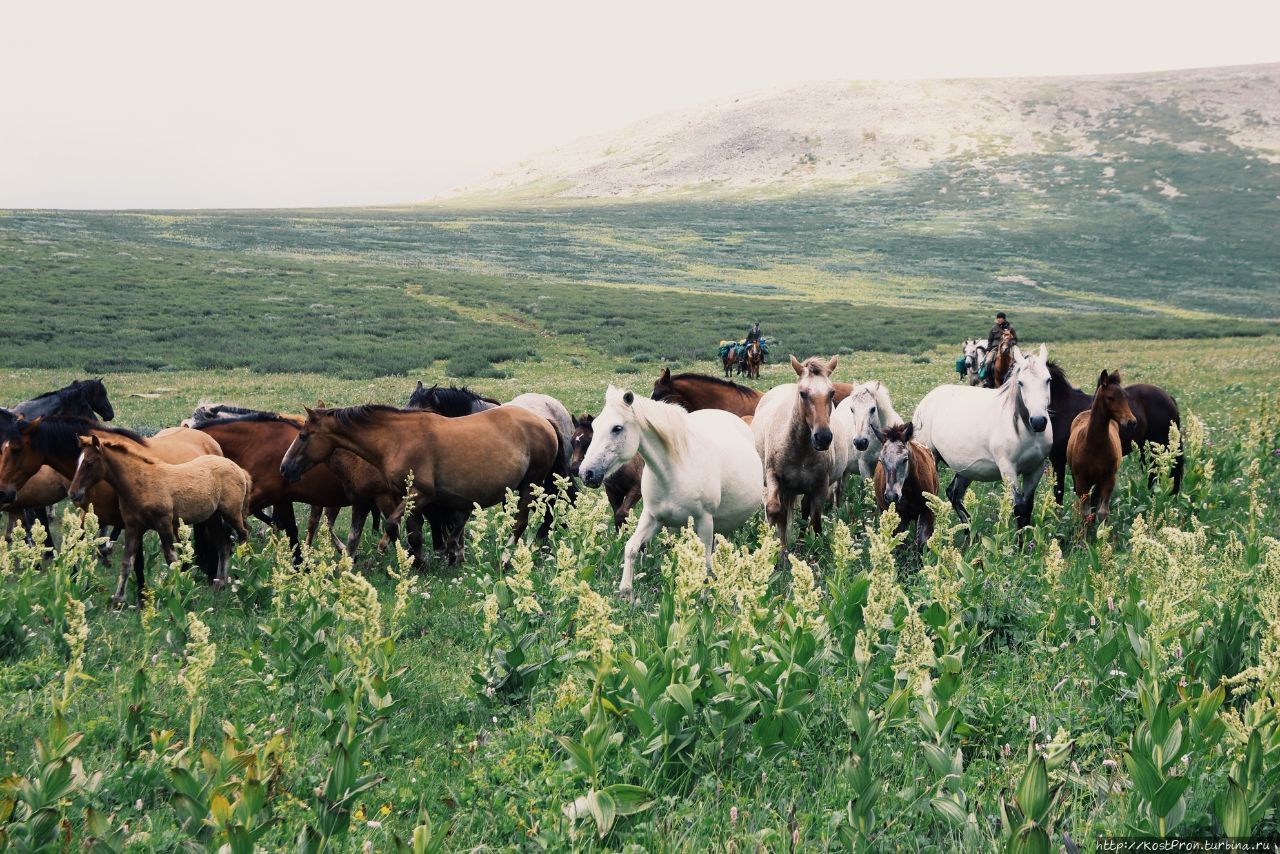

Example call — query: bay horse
[1066,370,1137,527]
[188,406,402,556]
[872,422,940,548]
[743,339,764,379]
[0,416,228,601]
[913,344,1053,528]
[1046,363,1185,503]
[280,404,563,567]
[651,369,762,417]
[752,355,849,563]
[69,435,251,603]
[570,413,643,530]
[985,329,1018,388]
[578,386,762,598]
[721,343,744,378]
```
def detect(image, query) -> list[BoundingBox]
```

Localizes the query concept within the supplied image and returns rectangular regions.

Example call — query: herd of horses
[0,344,1183,604]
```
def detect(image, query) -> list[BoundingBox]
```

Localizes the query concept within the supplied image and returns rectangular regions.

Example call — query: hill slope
[445,64,1280,201]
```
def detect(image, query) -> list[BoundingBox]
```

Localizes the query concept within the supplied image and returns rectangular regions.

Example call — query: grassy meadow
[1,169,1279,850]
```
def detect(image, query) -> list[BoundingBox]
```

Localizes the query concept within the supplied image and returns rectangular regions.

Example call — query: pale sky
[2,0,1276,209]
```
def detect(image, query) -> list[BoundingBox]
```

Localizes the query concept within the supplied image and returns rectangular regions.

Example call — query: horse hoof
[212,579,227,591]
[109,594,126,609]
[618,585,635,604]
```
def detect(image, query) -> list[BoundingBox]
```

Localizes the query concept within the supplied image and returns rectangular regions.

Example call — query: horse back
[1123,383,1180,447]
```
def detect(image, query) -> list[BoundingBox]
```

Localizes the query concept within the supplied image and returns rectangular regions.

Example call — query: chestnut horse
[872,422,939,548]
[570,413,643,530]
[0,416,228,598]
[652,368,853,417]
[752,355,848,563]
[1066,370,1137,527]
[985,329,1018,388]
[280,404,563,566]
[69,436,251,603]
[189,407,402,556]
[1046,363,1184,503]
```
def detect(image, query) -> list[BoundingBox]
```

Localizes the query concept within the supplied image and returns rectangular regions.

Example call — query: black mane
[406,384,499,417]
[317,403,408,429]
[190,404,297,428]
[661,372,759,398]
[21,416,144,458]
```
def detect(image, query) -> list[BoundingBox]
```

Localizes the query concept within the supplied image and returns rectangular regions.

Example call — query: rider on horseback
[980,312,1016,383]
[745,322,767,360]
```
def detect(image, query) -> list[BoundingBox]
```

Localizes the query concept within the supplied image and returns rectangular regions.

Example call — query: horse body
[1066,370,1137,527]
[11,378,115,423]
[69,436,251,604]
[752,356,845,560]
[872,422,940,548]
[913,344,1053,527]
[280,404,562,566]
[571,414,643,530]
[652,369,763,416]
[579,386,762,597]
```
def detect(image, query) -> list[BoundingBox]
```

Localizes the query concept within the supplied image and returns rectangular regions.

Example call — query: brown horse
[69,436,251,603]
[652,369,762,416]
[871,422,939,548]
[986,329,1018,388]
[752,355,847,563]
[1066,370,1138,527]
[0,416,228,593]
[280,404,563,566]
[189,407,402,557]
[570,414,643,530]
[721,344,743,378]
[743,339,764,379]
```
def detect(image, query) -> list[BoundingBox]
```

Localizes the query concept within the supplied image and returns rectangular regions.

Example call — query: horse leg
[764,476,793,567]
[377,497,407,553]
[444,509,471,566]
[304,504,323,546]
[621,509,661,601]
[274,502,301,560]
[807,486,826,536]
[112,525,141,607]
[1052,456,1067,506]
[405,505,428,569]
[916,505,934,549]
[945,475,971,524]
[346,500,373,556]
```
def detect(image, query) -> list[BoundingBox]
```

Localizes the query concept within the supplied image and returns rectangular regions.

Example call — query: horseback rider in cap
[745,321,762,345]
[980,312,1016,382]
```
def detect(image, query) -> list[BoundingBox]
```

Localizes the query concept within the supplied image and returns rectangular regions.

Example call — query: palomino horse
[836,380,905,485]
[1046,363,1185,504]
[1066,370,1138,528]
[652,368,855,416]
[0,416,228,600]
[578,386,762,599]
[743,339,764,379]
[570,413,643,530]
[69,435,251,603]
[961,340,987,386]
[280,404,563,566]
[985,329,1018,388]
[872,422,940,548]
[189,406,402,556]
[752,355,849,562]
[913,344,1053,528]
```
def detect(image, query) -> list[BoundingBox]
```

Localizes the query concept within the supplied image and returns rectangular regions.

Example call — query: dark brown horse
[1047,362,1184,503]
[743,339,764,379]
[570,414,643,530]
[721,344,743,378]
[1067,370,1137,527]
[280,404,563,566]
[189,408,402,556]
[871,422,939,548]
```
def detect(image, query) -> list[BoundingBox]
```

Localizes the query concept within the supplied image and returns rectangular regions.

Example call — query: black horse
[1047,362,1183,504]
[406,382,500,416]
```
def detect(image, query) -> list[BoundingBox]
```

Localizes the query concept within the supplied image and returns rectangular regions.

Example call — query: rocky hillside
[443,63,1280,201]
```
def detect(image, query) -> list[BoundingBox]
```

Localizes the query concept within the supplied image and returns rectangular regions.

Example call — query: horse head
[569,413,596,478]
[579,387,641,488]
[1095,370,1138,433]
[79,378,115,422]
[280,406,338,482]
[1011,344,1052,433]
[872,422,914,505]
[848,383,883,452]
[791,355,838,451]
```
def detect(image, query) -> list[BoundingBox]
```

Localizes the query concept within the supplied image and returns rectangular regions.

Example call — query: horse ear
[658,367,671,384]
[1097,369,1109,387]
[78,435,93,447]
[902,422,914,442]
[1110,370,1122,385]
[870,422,885,443]
[20,416,42,434]
[790,355,804,376]
[415,380,424,390]
[826,355,838,375]
[1038,343,1047,362]
[303,406,317,419]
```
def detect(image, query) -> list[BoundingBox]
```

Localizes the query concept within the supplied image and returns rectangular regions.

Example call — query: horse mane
[609,387,689,459]
[666,372,759,401]
[315,403,408,429]
[407,384,499,417]
[95,437,158,464]
[190,403,297,428]
[20,417,145,457]
[856,381,904,427]
[883,423,913,443]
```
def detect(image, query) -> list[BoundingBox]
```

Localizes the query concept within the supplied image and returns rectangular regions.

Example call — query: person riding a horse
[980,312,1016,381]
[745,322,768,360]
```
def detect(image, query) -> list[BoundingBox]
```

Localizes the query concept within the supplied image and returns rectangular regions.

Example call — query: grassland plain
[1,335,1279,851]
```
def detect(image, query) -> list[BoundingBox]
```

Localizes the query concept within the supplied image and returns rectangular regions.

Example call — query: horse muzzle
[884,488,901,504]
[1029,416,1048,433]
[279,460,304,483]
[852,437,869,451]
[67,488,85,505]
[811,428,833,451]
[582,468,604,488]
[1123,418,1138,433]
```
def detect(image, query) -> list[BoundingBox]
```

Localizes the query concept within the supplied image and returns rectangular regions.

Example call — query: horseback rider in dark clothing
[745,321,762,345]
[987,312,1014,351]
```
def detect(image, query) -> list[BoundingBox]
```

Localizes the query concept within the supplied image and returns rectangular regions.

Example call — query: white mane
[606,385,690,459]
[853,381,903,427]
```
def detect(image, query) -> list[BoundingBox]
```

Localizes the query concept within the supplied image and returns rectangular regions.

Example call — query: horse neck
[321,415,408,471]
[785,388,816,446]
[96,448,148,507]
[630,401,687,482]
[1087,396,1118,441]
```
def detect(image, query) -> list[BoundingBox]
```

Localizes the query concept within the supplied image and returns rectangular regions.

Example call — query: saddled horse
[984,329,1018,388]
[1066,370,1137,528]
[69,436,251,604]
[280,404,564,567]
[5,379,116,539]
[578,386,762,598]
[960,339,987,386]
[752,355,849,563]
[188,405,402,556]
[913,344,1053,528]
[1046,363,1185,503]
[0,416,229,597]
[570,413,643,530]
[743,339,764,379]
[721,343,744,378]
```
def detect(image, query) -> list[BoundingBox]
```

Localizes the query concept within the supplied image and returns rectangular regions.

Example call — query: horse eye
[611,425,623,434]
[799,391,809,399]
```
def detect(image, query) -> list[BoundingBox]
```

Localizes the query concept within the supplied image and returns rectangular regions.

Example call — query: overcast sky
[2,0,1276,209]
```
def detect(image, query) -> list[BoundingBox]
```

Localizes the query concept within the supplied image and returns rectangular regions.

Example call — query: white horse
[961,339,987,386]
[579,385,763,598]
[912,343,1053,528]
[836,380,905,480]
